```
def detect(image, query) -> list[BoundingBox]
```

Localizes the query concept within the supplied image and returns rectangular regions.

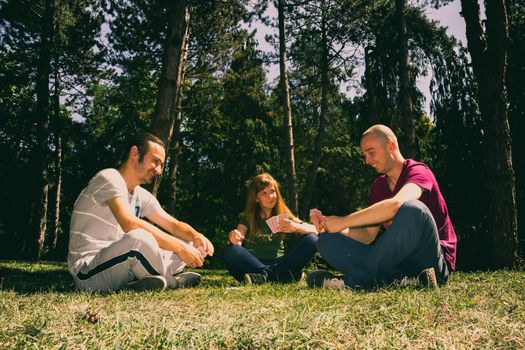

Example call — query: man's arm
[338,226,381,245]
[322,182,423,243]
[147,207,215,256]
[107,197,205,267]
[278,218,318,235]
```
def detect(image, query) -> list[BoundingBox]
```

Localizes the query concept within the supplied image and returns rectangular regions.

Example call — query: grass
[0,261,524,349]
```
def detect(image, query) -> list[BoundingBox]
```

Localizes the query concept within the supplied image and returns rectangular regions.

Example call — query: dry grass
[1,261,524,349]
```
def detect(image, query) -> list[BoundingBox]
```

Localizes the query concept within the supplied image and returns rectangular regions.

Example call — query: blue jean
[317,200,450,288]
[222,233,318,283]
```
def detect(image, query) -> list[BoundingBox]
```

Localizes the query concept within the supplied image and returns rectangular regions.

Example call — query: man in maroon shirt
[307,124,456,289]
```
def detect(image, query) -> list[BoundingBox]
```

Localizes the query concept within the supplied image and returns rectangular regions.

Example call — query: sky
[244,0,479,116]
[426,0,467,43]
[419,0,467,112]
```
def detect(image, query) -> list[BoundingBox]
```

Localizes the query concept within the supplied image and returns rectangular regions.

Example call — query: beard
[138,169,158,185]
[147,172,159,184]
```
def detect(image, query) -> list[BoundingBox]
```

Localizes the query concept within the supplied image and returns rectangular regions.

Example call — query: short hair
[122,132,165,162]
[361,124,398,146]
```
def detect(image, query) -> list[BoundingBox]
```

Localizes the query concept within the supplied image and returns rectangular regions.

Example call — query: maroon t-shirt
[370,159,457,271]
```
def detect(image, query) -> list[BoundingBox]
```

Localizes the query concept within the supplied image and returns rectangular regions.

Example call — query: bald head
[360,124,404,173]
[361,124,398,147]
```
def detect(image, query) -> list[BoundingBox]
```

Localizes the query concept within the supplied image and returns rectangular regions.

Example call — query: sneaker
[306,270,347,290]
[418,267,439,289]
[128,275,167,291]
[392,267,439,289]
[171,272,202,289]
[244,273,267,285]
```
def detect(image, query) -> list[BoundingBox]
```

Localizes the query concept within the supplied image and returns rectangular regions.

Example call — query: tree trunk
[300,11,329,219]
[149,0,190,196]
[51,68,62,251]
[460,0,519,268]
[364,45,381,126]
[27,0,54,260]
[395,0,416,158]
[277,0,298,214]
[52,134,62,250]
[166,8,190,214]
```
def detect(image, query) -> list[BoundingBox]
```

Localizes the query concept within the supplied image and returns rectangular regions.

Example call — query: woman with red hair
[222,173,318,285]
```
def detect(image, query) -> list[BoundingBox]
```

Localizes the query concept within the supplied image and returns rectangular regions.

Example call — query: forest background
[0,0,523,271]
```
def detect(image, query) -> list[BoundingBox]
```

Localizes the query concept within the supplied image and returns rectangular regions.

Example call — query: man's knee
[125,229,159,249]
[397,200,432,220]
[396,200,438,241]
[317,233,337,254]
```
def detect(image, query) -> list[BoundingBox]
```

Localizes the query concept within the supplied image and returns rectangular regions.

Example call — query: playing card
[197,246,208,257]
[272,217,279,232]
[278,214,288,221]
[270,216,279,232]
[266,215,286,233]
[266,215,280,233]
[277,214,287,230]
[265,217,277,233]
[309,208,324,224]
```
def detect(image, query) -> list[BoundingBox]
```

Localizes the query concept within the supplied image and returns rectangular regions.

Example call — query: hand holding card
[197,246,208,258]
[310,208,324,232]
[276,214,289,232]
[265,216,278,233]
[265,214,288,233]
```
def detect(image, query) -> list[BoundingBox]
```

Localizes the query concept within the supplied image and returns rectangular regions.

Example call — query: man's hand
[193,233,215,256]
[321,215,350,233]
[228,229,244,245]
[310,209,324,232]
[178,245,205,268]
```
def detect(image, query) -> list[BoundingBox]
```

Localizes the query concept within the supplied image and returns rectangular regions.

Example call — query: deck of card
[309,208,324,225]
[197,246,208,257]
[265,214,288,233]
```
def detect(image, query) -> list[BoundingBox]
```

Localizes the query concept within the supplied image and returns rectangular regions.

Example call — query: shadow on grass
[0,262,76,294]
[0,260,236,293]
[196,268,239,288]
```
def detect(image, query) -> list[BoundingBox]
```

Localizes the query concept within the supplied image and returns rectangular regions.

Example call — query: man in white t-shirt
[68,133,214,292]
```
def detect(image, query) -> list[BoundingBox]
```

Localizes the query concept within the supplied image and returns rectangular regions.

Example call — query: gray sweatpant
[73,229,186,291]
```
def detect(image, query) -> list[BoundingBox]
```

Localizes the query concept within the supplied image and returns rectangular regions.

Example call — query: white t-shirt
[68,168,162,276]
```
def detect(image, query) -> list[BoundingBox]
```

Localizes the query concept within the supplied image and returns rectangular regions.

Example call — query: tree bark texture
[300,11,329,219]
[52,134,62,250]
[460,0,519,268]
[51,68,62,251]
[364,46,382,126]
[277,0,299,215]
[149,0,189,195]
[166,9,190,214]
[28,0,54,260]
[395,0,416,158]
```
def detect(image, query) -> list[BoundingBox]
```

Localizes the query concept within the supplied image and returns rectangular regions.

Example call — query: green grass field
[1,261,524,349]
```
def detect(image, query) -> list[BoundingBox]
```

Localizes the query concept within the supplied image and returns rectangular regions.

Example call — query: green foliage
[0,0,522,269]
[431,43,488,270]
[170,31,278,254]
[0,0,104,258]
[188,0,249,73]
